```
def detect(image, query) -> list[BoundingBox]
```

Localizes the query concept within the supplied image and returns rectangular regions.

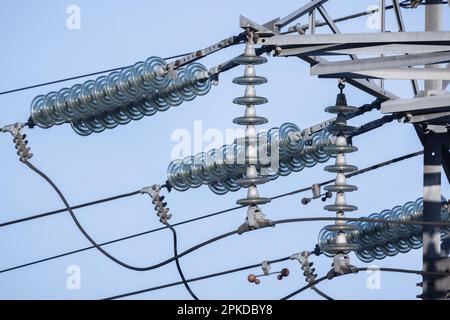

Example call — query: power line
[0,152,429,275]
[2,215,449,276]
[310,286,334,300]
[104,263,450,300]
[24,160,185,272]
[0,53,190,96]
[104,256,292,300]
[280,267,450,300]
[165,222,199,300]
[0,190,141,228]
[0,150,424,228]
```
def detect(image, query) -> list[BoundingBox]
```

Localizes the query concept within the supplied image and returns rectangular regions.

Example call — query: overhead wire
[0,52,191,96]
[0,150,424,228]
[280,267,450,300]
[104,256,292,300]
[23,159,218,272]
[1,0,449,301]
[104,264,450,300]
[0,151,427,275]
[1,214,449,275]
[165,222,199,300]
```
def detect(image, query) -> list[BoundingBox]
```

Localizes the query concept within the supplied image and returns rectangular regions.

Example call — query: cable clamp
[291,251,317,284]
[1,122,33,163]
[327,253,358,279]
[141,184,172,224]
[301,184,332,205]
[237,206,273,234]
[247,261,289,285]
[262,261,271,276]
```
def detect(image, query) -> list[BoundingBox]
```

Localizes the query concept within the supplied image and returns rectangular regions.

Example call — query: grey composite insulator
[166,122,335,194]
[30,57,211,136]
[318,196,450,262]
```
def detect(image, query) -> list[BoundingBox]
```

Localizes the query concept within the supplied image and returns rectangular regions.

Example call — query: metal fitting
[1,123,33,163]
[141,184,172,224]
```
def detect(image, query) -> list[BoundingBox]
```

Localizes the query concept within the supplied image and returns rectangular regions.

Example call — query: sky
[0,0,449,300]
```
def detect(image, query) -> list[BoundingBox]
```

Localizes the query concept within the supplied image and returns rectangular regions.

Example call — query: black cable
[104,256,291,300]
[1,150,423,228]
[105,264,450,300]
[0,152,432,275]
[280,267,450,300]
[310,286,334,300]
[165,222,199,300]
[0,53,190,96]
[272,150,423,200]
[0,190,141,228]
[2,214,449,275]
[23,160,231,272]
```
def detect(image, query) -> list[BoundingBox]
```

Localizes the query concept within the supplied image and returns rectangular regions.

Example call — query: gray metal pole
[422,0,444,300]
[422,145,442,299]
[380,0,385,89]
[425,0,443,92]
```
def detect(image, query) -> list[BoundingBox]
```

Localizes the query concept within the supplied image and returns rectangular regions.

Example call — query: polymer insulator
[318,196,450,262]
[321,82,360,255]
[30,58,211,136]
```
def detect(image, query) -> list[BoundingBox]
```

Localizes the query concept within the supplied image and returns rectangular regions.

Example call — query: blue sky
[0,0,449,300]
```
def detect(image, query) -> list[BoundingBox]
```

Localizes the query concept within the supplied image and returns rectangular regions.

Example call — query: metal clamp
[237,206,274,234]
[1,122,33,163]
[247,260,289,285]
[291,251,317,284]
[141,184,172,224]
[327,253,358,278]
[301,183,333,205]
[262,261,271,276]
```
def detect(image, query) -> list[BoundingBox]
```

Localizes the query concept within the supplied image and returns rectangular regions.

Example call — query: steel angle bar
[277,44,450,57]
[257,31,450,47]
[239,15,276,35]
[311,51,450,76]
[408,111,450,123]
[301,55,399,100]
[381,93,450,114]
[317,68,450,80]
[273,0,329,31]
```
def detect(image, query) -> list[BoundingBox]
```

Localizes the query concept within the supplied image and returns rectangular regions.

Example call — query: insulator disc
[324,164,358,173]
[233,55,267,65]
[324,204,358,212]
[232,76,268,85]
[236,197,271,206]
[232,96,268,105]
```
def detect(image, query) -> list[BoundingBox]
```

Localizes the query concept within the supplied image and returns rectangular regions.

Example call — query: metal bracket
[141,185,161,199]
[381,92,450,116]
[261,261,271,276]
[1,122,33,162]
[328,253,358,278]
[1,122,25,136]
[291,251,317,283]
[237,206,274,234]
[423,257,450,300]
[141,184,172,223]
[239,15,275,35]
